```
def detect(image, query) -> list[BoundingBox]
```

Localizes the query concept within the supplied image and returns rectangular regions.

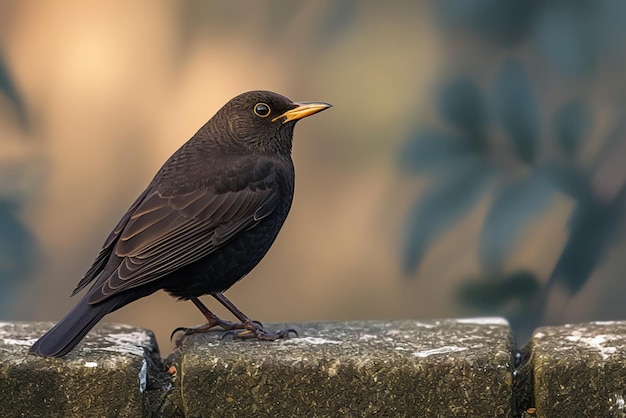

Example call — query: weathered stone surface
[0,321,160,418]
[531,321,626,418]
[178,319,515,417]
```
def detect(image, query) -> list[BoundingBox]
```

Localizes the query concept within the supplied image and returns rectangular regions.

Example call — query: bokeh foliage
[0,51,39,317]
[401,0,626,336]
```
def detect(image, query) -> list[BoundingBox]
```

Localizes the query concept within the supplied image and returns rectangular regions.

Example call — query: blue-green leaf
[532,2,596,78]
[0,53,27,127]
[540,162,592,202]
[398,129,474,174]
[403,159,492,274]
[492,60,540,164]
[596,0,626,53]
[550,198,621,295]
[438,77,487,141]
[553,99,591,157]
[0,199,39,316]
[457,270,541,310]
[479,171,556,272]
[435,0,537,47]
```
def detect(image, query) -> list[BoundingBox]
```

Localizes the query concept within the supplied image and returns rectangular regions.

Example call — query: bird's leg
[211,292,258,324]
[171,297,248,345]
[212,292,298,341]
[190,297,245,329]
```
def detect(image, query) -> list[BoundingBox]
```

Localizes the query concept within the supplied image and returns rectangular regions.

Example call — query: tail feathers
[29,295,123,358]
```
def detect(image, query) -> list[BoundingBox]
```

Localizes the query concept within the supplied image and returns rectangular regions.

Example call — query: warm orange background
[2,2,623,354]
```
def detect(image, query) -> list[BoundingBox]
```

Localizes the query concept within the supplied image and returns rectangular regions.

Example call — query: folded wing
[73,159,280,304]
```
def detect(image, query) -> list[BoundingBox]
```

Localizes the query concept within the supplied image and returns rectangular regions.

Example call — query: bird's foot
[221,320,298,341]
[171,317,259,346]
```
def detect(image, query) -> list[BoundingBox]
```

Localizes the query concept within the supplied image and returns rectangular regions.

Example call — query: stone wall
[1,319,625,417]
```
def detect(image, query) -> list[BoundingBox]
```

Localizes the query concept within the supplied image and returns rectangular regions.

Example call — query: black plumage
[30,90,331,357]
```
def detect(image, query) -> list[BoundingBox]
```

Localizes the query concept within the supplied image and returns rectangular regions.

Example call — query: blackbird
[30,90,331,357]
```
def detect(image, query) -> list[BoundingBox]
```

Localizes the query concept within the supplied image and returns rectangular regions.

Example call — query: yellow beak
[272,101,332,124]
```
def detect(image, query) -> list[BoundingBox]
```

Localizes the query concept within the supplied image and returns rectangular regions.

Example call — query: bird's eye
[254,103,271,117]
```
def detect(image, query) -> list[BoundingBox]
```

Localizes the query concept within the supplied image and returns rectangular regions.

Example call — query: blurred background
[2,1,626,353]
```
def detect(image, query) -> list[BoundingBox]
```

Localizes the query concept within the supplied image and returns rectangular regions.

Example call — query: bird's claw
[170,326,190,342]
[170,318,268,346]
[220,321,297,341]
[171,323,217,347]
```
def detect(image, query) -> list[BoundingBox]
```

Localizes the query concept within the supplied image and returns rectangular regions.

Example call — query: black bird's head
[215,90,331,156]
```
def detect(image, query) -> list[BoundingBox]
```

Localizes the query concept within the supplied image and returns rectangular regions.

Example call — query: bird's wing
[83,160,281,304]
[71,187,152,296]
